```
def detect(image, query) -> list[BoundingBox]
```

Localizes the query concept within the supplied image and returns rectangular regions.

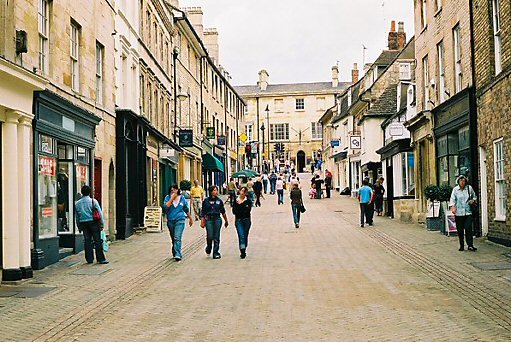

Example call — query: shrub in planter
[438,184,453,203]
[424,184,440,202]
[424,184,442,230]
[180,180,192,191]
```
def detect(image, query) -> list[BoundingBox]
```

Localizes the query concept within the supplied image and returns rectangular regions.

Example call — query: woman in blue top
[164,184,193,261]
[449,175,477,252]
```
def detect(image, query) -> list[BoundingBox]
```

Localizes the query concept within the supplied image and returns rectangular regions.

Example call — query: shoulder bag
[91,195,101,224]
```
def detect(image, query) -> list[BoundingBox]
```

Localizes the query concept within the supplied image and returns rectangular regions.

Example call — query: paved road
[1,174,511,341]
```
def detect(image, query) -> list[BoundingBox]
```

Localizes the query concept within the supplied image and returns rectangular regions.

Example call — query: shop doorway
[108,161,115,237]
[297,151,305,173]
[386,164,394,218]
[57,160,74,234]
[94,159,102,206]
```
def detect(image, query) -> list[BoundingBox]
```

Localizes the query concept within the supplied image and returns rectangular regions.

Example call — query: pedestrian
[201,185,229,259]
[269,171,278,194]
[190,179,205,221]
[450,175,478,251]
[262,172,269,194]
[317,159,323,171]
[358,179,374,227]
[75,185,108,264]
[325,169,333,198]
[315,174,324,199]
[227,177,238,207]
[232,186,252,259]
[253,177,264,207]
[276,176,284,205]
[164,184,194,261]
[311,161,315,174]
[247,177,255,204]
[290,182,304,228]
[374,177,385,216]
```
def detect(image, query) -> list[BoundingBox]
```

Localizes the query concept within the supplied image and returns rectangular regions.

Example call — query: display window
[38,154,58,238]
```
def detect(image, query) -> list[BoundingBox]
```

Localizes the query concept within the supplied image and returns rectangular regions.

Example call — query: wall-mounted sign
[330,140,341,147]
[160,145,175,159]
[217,135,226,146]
[389,123,404,137]
[350,136,362,150]
[206,127,215,140]
[179,129,194,148]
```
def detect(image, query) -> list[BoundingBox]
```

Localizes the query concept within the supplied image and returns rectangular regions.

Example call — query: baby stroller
[309,186,317,199]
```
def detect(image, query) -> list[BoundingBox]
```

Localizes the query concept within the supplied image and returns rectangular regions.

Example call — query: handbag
[91,196,101,224]
[299,201,306,213]
[101,231,109,252]
[468,185,478,215]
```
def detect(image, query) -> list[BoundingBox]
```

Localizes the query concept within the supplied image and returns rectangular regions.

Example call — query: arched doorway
[297,151,306,173]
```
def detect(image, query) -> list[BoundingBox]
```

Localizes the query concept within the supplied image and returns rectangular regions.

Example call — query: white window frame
[437,41,446,103]
[246,124,254,142]
[95,42,103,105]
[494,139,506,221]
[311,122,323,140]
[347,89,352,107]
[492,0,502,75]
[421,0,427,28]
[399,63,411,80]
[422,55,429,110]
[295,98,305,111]
[453,25,463,93]
[70,22,80,92]
[270,123,289,141]
[38,0,49,74]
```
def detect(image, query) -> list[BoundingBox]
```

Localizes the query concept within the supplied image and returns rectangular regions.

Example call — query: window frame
[492,0,502,75]
[70,21,80,92]
[437,41,446,103]
[494,138,506,221]
[295,98,305,111]
[270,123,290,141]
[453,25,463,93]
[95,42,104,105]
[38,0,50,74]
[311,122,323,140]
[422,55,429,110]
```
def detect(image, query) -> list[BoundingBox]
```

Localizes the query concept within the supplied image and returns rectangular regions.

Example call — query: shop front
[32,91,100,269]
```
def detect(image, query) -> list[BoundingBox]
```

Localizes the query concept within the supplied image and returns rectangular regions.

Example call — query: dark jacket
[253,181,263,194]
[232,197,252,219]
[290,188,303,205]
[201,196,226,218]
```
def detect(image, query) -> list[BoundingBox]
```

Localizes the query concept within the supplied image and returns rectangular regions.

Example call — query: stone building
[0,0,117,275]
[472,0,511,245]
[408,0,477,223]
[235,69,350,173]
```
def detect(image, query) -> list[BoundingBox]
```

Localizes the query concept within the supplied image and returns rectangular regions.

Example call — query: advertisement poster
[445,213,457,235]
[39,156,56,176]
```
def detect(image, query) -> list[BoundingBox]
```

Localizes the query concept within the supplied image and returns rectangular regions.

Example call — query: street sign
[389,123,404,136]
[179,129,194,148]
[240,133,248,143]
[217,135,226,146]
[206,127,215,140]
[350,136,362,149]
[330,140,340,147]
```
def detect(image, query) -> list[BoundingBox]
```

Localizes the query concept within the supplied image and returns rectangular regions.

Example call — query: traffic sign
[240,133,248,143]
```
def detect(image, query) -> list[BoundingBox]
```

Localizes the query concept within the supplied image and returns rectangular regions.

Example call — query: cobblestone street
[1,178,511,341]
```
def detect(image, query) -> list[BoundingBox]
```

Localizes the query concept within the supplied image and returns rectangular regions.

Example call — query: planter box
[426,217,443,231]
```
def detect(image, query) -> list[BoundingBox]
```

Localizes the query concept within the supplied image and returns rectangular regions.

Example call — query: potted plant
[438,184,453,235]
[424,185,442,231]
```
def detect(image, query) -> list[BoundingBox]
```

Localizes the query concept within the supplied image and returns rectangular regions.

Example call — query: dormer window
[399,63,411,80]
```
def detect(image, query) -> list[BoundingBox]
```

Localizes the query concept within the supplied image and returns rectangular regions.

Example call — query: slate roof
[373,50,400,66]
[367,85,398,116]
[234,82,351,95]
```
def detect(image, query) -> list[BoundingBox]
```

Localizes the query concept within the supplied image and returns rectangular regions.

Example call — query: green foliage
[424,184,439,201]
[438,184,453,202]
[180,179,192,191]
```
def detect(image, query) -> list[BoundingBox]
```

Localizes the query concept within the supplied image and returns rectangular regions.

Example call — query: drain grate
[72,268,111,276]
[471,262,511,271]
[0,286,56,298]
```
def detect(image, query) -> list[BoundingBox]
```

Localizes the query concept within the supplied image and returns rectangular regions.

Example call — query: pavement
[1,174,511,341]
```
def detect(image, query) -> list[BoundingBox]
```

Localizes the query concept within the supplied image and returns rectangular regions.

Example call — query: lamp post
[265,105,270,163]
[172,47,179,141]
[260,123,265,173]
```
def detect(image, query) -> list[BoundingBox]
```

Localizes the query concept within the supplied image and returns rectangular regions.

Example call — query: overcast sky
[179,0,415,86]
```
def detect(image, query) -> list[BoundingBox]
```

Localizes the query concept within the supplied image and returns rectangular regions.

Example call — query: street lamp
[260,123,265,173]
[172,47,180,140]
[265,105,270,162]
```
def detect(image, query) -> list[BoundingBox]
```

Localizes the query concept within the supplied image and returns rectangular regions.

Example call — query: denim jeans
[291,204,301,225]
[277,189,284,204]
[270,181,276,194]
[263,180,268,194]
[235,218,251,250]
[167,219,186,259]
[80,221,106,263]
[248,191,255,203]
[205,217,222,256]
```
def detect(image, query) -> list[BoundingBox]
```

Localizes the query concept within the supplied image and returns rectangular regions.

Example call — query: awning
[202,153,224,172]
[331,151,348,161]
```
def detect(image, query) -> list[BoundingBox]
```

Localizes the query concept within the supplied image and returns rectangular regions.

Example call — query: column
[18,115,33,278]
[2,111,21,281]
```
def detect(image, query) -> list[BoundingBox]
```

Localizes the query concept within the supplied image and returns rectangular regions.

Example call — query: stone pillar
[18,115,33,278]
[2,111,21,281]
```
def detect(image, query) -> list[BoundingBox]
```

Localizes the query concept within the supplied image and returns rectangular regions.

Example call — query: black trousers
[455,215,474,248]
[360,203,374,225]
[325,185,331,198]
[80,221,106,263]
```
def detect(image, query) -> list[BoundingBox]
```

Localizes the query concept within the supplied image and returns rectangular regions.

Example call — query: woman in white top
[276,177,284,205]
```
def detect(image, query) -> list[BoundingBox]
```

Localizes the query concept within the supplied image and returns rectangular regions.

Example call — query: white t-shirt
[276,179,284,190]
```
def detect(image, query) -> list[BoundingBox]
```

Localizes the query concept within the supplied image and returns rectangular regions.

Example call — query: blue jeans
[205,217,222,256]
[270,181,276,194]
[235,218,251,250]
[291,204,301,225]
[248,191,255,203]
[277,189,284,204]
[167,219,186,258]
[263,180,268,194]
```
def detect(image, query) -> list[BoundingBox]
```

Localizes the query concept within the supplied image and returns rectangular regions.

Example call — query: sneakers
[98,260,109,264]
[240,249,246,259]
[174,257,182,262]
[468,246,477,251]
[213,254,221,259]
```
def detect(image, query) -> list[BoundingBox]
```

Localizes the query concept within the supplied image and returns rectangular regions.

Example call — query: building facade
[236,69,349,173]
[472,0,511,245]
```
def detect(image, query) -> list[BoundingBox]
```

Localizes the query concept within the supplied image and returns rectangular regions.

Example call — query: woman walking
[253,177,264,207]
[164,184,194,261]
[374,177,385,216]
[232,187,253,259]
[450,175,477,251]
[201,185,229,259]
[290,182,303,228]
[276,176,284,205]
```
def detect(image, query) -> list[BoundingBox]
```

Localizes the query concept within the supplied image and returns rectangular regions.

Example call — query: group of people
[357,177,386,227]
[309,169,333,199]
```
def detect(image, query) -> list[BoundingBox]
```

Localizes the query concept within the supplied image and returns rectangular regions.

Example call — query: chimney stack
[332,65,339,87]
[204,28,220,65]
[258,69,269,91]
[183,7,204,40]
[388,20,399,50]
[397,21,407,50]
[352,63,359,84]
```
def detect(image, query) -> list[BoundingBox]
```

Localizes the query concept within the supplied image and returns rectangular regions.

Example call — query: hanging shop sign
[179,129,194,148]
[350,136,362,150]
[389,123,404,137]
[330,140,341,147]
[206,127,215,140]
[217,135,226,146]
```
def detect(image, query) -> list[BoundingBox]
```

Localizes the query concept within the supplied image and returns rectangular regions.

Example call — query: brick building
[472,0,511,245]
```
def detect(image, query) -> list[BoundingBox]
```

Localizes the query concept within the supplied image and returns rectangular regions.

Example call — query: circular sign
[240,133,248,143]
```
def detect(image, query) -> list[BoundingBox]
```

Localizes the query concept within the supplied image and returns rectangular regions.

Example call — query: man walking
[262,172,269,194]
[325,169,333,198]
[269,171,278,195]
[358,179,374,227]
[190,180,205,221]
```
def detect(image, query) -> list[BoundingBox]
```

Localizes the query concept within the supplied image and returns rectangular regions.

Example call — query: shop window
[437,127,469,186]
[401,152,415,195]
[38,155,57,238]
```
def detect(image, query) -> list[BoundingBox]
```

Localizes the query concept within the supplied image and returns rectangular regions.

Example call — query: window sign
[40,134,56,154]
[38,155,58,238]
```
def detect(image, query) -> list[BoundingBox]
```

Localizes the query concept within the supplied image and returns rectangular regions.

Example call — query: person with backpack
[232,187,253,259]
[163,184,194,261]
[290,182,304,228]
[450,175,478,251]
[75,185,108,264]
